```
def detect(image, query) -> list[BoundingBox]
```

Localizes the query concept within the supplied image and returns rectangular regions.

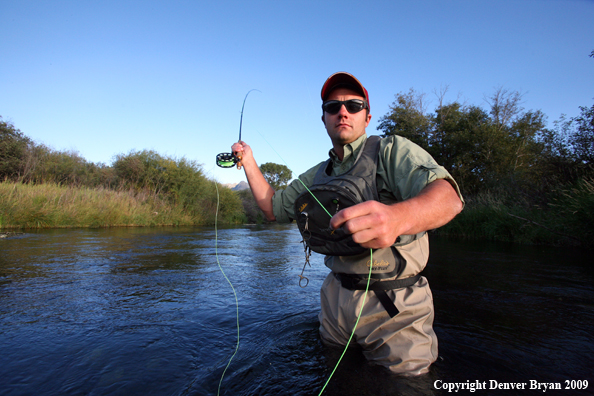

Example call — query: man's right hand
[229,140,277,221]
[232,141,254,168]
[230,141,247,170]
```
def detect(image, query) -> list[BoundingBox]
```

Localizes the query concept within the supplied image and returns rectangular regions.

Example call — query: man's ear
[321,114,325,123]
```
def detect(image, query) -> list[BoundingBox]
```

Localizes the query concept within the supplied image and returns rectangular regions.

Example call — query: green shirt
[271,134,463,223]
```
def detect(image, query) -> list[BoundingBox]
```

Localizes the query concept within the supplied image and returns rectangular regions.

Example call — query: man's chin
[331,131,363,145]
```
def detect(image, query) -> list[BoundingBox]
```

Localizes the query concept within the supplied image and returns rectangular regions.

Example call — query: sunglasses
[322,99,368,115]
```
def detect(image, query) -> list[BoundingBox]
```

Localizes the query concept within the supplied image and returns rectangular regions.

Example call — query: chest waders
[294,136,422,317]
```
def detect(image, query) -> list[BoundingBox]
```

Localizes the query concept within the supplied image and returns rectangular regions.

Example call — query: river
[1,225,592,395]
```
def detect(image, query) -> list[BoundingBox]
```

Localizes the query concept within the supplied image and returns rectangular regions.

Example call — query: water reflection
[1,227,592,395]
[426,237,594,388]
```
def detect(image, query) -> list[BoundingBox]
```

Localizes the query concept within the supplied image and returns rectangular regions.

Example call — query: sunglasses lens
[322,100,366,114]
[345,100,365,113]
[322,101,342,114]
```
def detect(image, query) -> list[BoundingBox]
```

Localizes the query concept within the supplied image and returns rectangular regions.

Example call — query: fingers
[231,141,245,155]
[231,141,256,170]
[330,201,400,249]
[329,201,375,230]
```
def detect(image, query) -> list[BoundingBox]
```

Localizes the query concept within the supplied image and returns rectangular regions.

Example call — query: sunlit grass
[0,182,198,229]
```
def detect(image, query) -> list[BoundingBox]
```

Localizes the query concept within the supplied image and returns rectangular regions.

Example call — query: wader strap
[374,290,400,318]
[334,273,422,318]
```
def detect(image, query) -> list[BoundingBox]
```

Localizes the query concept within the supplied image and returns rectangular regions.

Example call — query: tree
[112,150,207,204]
[569,103,594,164]
[485,87,524,130]
[377,88,552,196]
[259,162,292,190]
[377,89,432,149]
[0,117,32,180]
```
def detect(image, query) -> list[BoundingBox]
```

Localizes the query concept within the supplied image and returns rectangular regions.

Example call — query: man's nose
[337,103,349,116]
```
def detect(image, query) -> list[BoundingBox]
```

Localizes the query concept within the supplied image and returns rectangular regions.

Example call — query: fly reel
[216,152,239,168]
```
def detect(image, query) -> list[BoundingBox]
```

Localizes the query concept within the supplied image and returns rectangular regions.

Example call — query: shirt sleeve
[377,135,464,205]
[271,161,326,223]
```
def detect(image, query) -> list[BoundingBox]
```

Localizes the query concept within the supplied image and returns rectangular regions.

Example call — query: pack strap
[334,273,422,318]
[334,273,421,291]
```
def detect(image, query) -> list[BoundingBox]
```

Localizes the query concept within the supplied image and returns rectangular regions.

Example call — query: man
[231,72,463,375]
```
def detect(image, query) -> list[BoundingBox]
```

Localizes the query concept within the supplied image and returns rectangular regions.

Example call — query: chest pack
[293,136,407,279]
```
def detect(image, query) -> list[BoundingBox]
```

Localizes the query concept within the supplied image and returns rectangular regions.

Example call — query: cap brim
[321,72,368,102]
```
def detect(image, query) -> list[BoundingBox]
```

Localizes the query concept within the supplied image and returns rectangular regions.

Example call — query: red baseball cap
[321,72,370,110]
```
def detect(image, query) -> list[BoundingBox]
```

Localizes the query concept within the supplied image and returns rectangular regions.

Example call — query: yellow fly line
[212,129,373,395]
[257,132,373,395]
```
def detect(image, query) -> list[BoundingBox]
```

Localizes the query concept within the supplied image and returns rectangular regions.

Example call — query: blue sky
[1,0,593,185]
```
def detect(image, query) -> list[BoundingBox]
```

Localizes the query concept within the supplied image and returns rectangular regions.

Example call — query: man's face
[322,88,372,149]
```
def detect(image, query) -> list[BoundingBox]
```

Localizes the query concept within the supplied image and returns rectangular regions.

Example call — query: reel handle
[236,154,243,170]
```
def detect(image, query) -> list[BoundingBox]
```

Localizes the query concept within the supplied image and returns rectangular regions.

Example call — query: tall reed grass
[0,182,198,229]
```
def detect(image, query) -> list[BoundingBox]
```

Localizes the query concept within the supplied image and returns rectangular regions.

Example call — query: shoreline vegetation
[2,85,593,248]
[1,178,592,249]
[0,180,256,229]
[0,182,199,229]
[436,179,593,248]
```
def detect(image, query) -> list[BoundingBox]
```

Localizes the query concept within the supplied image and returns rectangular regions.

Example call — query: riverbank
[0,182,199,229]
[2,181,592,249]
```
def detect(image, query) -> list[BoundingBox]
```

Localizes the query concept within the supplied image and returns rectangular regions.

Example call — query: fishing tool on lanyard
[298,220,312,288]
[216,89,260,169]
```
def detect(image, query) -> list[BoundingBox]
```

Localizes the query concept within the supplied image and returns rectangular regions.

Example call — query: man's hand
[232,141,254,167]
[231,140,277,221]
[329,200,410,249]
[329,179,463,249]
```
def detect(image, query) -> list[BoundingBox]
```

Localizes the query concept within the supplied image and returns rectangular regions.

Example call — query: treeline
[2,86,593,247]
[378,87,593,247]
[0,117,245,227]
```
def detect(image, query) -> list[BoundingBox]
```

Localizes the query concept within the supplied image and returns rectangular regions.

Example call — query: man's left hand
[329,200,410,250]
[329,179,463,250]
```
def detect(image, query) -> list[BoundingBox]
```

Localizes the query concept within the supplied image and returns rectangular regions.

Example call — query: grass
[0,182,198,229]
[2,178,592,249]
[438,178,594,249]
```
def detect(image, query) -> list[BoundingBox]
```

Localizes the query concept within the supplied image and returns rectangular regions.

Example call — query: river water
[0,225,592,396]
